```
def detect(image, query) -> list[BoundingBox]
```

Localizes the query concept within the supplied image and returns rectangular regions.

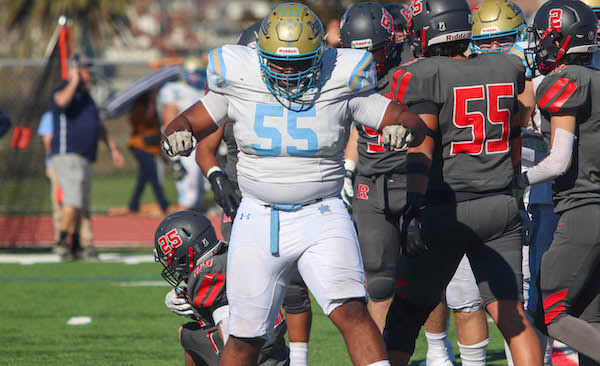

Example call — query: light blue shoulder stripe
[209,47,227,88]
[509,43,533,79]
[349,52,375,92]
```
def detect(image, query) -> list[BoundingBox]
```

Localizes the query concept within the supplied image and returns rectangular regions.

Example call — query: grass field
[1,256,511,366]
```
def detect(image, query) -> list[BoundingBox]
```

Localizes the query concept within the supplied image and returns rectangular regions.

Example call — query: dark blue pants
[128,147,169,212]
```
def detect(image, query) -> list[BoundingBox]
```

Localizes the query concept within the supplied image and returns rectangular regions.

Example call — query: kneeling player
[154,211,289,366]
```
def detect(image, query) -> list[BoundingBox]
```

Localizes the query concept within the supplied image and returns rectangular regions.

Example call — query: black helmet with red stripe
[529,0,598,75]
[407,0,473,57]
[154,211,224,287]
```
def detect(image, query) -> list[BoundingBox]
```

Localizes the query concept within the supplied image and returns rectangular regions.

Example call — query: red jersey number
[158,228,183,255]
[549,9,563,28]
[450,84,514,156]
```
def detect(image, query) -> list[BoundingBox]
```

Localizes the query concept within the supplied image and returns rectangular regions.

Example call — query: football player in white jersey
[162,4,427,366]
[158,56,207,211]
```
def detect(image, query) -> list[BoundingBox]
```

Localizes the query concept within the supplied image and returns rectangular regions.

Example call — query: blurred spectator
[126,90,169,214]
[0,109,11,138]
[50,56,124,261]
[157,56,207,212]
[325,19,341,48]
[37,111,62,241]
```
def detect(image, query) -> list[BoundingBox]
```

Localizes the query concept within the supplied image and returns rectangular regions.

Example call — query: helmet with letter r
[529,0,598,75]
[471,0,527,53]
[154,211,224,287]
[257,3,324,103]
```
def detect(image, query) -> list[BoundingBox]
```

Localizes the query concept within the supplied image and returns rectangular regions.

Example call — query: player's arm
[195,124,224,176]
[341,127,359,208]
[510,106,522,175]
[163,92,229,157]
[406,112,437,196]
[513,114,576,188]
[344,127,359,165]
[195,123,241,217]
[517,80,535,128]
[348,93,427,151]
[379,101,428,148]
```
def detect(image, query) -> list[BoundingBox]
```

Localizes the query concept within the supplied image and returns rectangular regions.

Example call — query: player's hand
[400,193,430,257]
[208,171,241,218]
[111,148,124,168]
[382,125,414,150]
[340,159,356,209]
[165,288,195,318]
[162,130,197,157]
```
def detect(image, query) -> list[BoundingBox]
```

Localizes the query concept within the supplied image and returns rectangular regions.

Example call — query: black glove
[400,192,430,257]
[208,171,242,218]
[171,158,187,180]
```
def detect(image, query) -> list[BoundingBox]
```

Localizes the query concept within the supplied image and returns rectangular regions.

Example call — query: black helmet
[237,23,261,49]
[340,2,395,75]
[383,3,409,32]
[154,211,223,287]
[529,0,598,75]
[408,0,473,57]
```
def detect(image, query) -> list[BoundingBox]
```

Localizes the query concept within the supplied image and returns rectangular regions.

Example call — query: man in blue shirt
[50,57,124,260]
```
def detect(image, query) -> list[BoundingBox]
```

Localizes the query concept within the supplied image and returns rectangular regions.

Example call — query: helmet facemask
[471,24,526,53]
[258,45,323,102]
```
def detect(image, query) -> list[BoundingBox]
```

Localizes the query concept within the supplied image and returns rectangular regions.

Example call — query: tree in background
[5,0,131,58]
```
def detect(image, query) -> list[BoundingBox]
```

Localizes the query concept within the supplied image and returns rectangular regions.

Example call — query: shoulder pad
[536,65,590,114]
[509,41,534,79]
[207,45,263,95]
[392,57,441,105]
[319,48,377,98]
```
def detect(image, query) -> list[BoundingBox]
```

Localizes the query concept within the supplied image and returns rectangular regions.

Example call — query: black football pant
[384,194,523,354]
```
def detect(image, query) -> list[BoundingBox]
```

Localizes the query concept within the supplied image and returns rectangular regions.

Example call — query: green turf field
[0,259,510,365]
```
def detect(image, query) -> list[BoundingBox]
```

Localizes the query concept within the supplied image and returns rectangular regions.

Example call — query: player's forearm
[380,102,427,147]
[344,127,359,164]
[406,148,432,196]
[196,142,220,177]
[511,136,522,175]
[518,81,535,128]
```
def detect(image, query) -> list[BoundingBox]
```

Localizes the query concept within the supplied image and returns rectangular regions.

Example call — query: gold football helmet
[182,56,207,90]
[471,0,526,53]
[257,3,324,101]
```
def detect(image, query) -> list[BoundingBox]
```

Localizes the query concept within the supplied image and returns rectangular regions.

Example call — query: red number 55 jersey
[394,52,526,194]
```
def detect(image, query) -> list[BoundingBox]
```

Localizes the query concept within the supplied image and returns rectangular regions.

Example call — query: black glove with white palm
[400,192,430,257]
[207,167,242,218]
[341,159,356,209]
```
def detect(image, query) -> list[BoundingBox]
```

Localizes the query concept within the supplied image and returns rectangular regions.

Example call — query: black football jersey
[186,247,288,355]
[187,249,228,327]
[536,65,600,213]
[356,64,407,177]
[394,52,526,194]
[223,121,239,184]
